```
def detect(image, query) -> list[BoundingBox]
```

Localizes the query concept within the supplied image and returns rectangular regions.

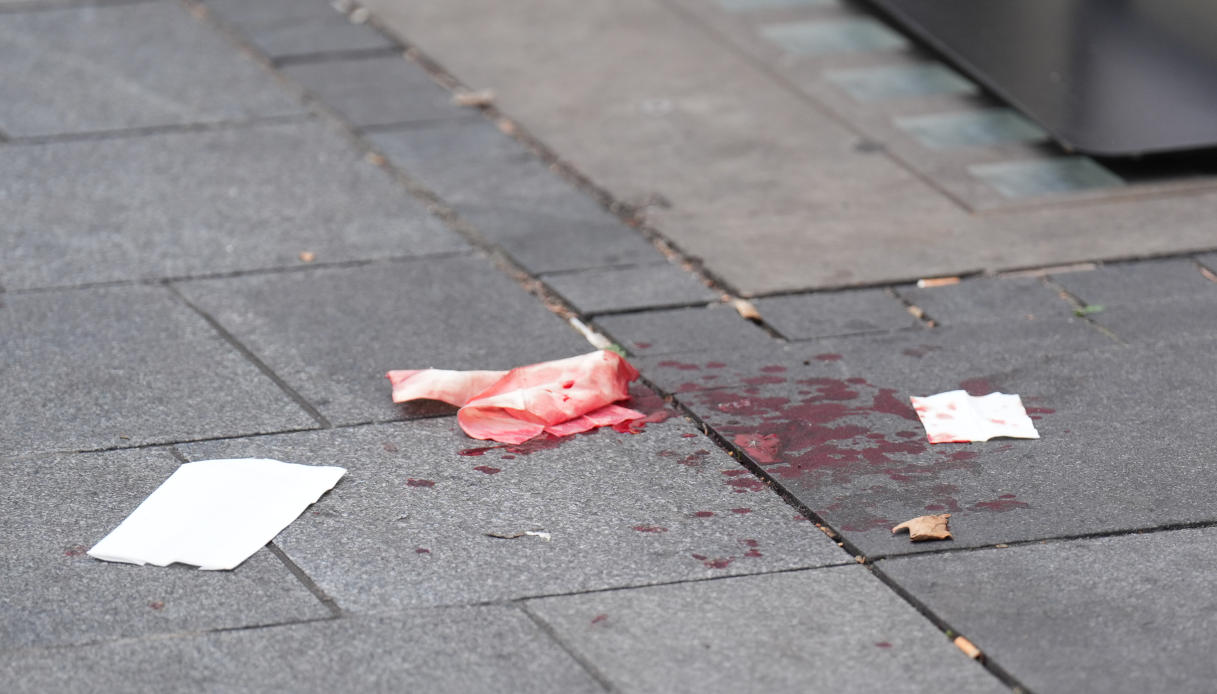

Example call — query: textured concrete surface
[0,285,317,455]
[1,608,602,694]
[543,262,718,315]
[527,565,1005,694]
[0,2,303,137]
[0,447,329,649]
[175,258,589,426]
[896,276,1076,325]
[205,0,395,59]
[0,121,467,290]
[881,527,1217,693]
[281,55,463,128]
[180,418,845,611]
[755,287,921,339]
[596,305,774,356]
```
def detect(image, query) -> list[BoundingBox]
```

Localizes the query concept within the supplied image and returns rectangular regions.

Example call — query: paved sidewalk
[2,1,1217,693]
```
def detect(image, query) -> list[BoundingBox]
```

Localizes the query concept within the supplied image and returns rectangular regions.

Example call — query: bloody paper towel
[910,390,1040,443]
[88,458,345,570]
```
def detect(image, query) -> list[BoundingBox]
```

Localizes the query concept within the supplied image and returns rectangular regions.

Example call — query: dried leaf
[454,89,496,107]
[892,513,952,542]
[732,299,761,322]
[953,635,982,660]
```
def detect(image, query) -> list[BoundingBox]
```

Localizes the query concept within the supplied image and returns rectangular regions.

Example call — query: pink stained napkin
[387,351,645,444]
[910,390,1040,443]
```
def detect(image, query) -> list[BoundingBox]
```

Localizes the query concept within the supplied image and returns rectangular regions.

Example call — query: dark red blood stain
[846,377,867,385]
[473,465,500,475]
[501,454,516,460]
[733,432,781,463]
[744,549,763,558]
[460,433,570,459]
[744,375,786,386]
[814,353,843,361]
[726,477,765,492]
[702,374,719,381]
[730,508,753,515]
[632,525,668,533]
[677,450,711,467]
[561,380,575,389]
[658,450,678,458]
[959,378,995,395]
[382,442,399,453]
[740,539,760,547]
[634,342,652,349]
[969,497,1030,512]
[677,382,701,393]
[681,433,698,438]
[875,642,892,649]
[591,614,608,625]
[761,365,788,373]
[896,431,918,438]
[792,514,808,521]
[691,553,707,560]
[1026,407,1055,415]
[706,362,727,369]
[658,360,699,371]
[924,504,945,511]
[721,468,748,477]
[406,479,435,488]
[692,511,716,518]
[459,447,488,456]
[415,548,431,554]
[64,545,87,557]
[149,601,165,610]
[703,557,734,569]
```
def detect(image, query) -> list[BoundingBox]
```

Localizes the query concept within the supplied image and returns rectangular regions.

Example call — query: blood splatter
[761,365,787,373]
[959,378,995,395]
[969,496,1030,512]
[406,479,435,488]
[692,511,715,518]
[63,545,87,557]
[730,508,753,515]
[632,525,668,533]
[658,360,700,371]
[473,466,500,475]
[814,353,843,361]
[591,614,608,625]
[681,433,698,438]
[415,548,431,554]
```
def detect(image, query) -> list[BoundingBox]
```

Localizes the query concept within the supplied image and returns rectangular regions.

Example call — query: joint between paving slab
[1038,275,1125,344]
[266,542,344,618]
[271,46,404,68]
[164,282,334,429]
[518,603,616,693]
[2,113,315,146]
[0,0,158,15]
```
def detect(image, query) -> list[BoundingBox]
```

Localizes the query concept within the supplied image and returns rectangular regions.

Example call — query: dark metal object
[867,0,1217,156]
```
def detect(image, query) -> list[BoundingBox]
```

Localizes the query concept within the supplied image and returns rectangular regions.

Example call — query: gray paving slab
[968,157,1124,199]
[281,55,463,128]
[1050,259,1217,306]
[595,304,776,356]
[880,527,1217,693]
[1085,297,1217,343]
[669,325,1217,556]
[896,276,1076,325]
[175,258,587,426]
[759,18,909,55]
[205,0,394,59]
[179,417,845,611]
[0,120,466,290]
[1197,252,1217,273]
[527,565,1005,694]
[824,62,978,101]
[0,2,304,137]
[0,608,601,694]
[543,262,717,315]
[0,447,329,650]
[755,287,921,339]
[0,285,317,455]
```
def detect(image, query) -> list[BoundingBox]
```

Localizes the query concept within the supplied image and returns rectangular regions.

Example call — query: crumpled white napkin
[910,390,1040,443]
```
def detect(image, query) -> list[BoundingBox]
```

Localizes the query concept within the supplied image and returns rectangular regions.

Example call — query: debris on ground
[953,635,983,660]
[485,530,552,541]
[88,459,345,570]
[388,350,644,444]
[916,276,960,288]
[453,89,496,107]
[731,299,761,322]
[892,513,953,542]
[910,390,1040,443]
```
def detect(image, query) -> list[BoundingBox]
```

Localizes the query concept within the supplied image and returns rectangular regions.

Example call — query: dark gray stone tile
[896,276,1075,325]
[281,55,462,128]
[175,258,590,426]
[527,566,1005,694]
[0,2,304,137]
[368,119,662,273]
[0,121,466,290]
[595,305,776,356]
[179,418,845,611]
[880,528,1217,693]
[755,288,921,339]
[0,608,601,694]
[0,285,317,455]
[673,332,1217,557]
[205,0,394,59]
[543,263,717,315]
[1197,253,1217,273]
[0,447,329,649]
[1087,298,1217,343]
[1050,259,1217,307]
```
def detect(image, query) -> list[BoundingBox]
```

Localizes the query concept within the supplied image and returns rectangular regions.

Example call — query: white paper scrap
[910,390,1040,444]
[88,458,346,571]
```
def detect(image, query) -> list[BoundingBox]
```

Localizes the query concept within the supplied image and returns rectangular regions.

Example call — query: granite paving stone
[880,528,1217,693]
[0,285,317,455]
[0,447,329,650]
[754,287,921,339]
[175,258,592,426]
[0,2,304,137]
[526,566,1005,694]
[0,608,602,694]
[179,417,845,612]
[896,276,1076,325]
[1082,297,1217,343]
[1050,259,1217,307]
[670,327,1217,557]
[595,304,775,356]
[205,0,394,60]
[543,262,717,315]
[281,55,465,129]
[0,120,467,290]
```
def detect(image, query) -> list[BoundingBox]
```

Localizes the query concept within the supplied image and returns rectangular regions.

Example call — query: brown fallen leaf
[953,635,982,660]
[732,299,761,322]
[892,513,952,542]
[454,89,496,107]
